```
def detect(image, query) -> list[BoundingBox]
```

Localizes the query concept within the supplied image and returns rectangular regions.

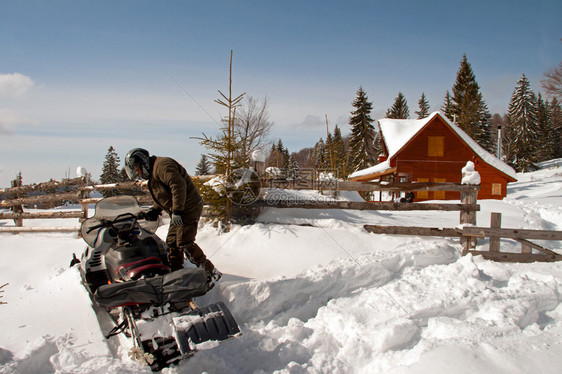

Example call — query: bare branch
[0,283,8,305]
[541,61,562,99]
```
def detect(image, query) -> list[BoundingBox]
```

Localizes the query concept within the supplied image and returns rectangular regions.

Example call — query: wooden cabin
[349,112,517,200]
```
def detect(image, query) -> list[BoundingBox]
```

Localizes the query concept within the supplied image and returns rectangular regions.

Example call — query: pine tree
[536,94,556,162]
[386,92,409,119]
[332,125,349,178]
[325,132,334,169]
[287,153,300,179]
[506,74,540,172]
[450,54,491,150]
[442,91,454,121]
[11,171,23,188]
[477,100,494,152]
[100,146,121,197]
[549,97,562,158]
[416,93,430,119]
[277,139,289,169]
[197,51,246,177]
[195,154,212,175]
[348,86,377,171]
[312,138,326,170]
[266,143,277,168]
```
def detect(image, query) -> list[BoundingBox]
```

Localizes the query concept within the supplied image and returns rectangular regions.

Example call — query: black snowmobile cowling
[76,195,240,371]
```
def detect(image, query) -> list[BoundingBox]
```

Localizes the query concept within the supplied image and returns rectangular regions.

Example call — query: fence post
[460,187,478,250]
[489,212,502,252]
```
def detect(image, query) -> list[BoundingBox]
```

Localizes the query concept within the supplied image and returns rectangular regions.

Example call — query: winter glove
[171,212,183,226]
[140,207,162,221]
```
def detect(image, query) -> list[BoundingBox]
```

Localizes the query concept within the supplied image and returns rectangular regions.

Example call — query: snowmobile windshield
[80,196,157,247]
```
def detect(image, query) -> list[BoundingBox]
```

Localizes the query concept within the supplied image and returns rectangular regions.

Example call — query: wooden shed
[349,112,517,200]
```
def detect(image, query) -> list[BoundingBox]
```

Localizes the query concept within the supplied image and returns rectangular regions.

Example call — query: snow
[349,112,517,181]
[251,150,266,163]
[461,161,481,185]
[1,160,562,373]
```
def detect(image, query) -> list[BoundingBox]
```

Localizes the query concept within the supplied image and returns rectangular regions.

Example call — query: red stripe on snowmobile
[127,264,171,279]
[113,256,165,276]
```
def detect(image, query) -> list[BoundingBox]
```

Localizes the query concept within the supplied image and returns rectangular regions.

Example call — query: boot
[200,259,222,282]
[168,247,184,272]
[182,243,221,282]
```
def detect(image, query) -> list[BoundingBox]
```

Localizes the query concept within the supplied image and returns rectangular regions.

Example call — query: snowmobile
[73,195,240,371]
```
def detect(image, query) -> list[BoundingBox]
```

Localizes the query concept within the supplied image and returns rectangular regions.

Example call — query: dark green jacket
[148,156,202,214]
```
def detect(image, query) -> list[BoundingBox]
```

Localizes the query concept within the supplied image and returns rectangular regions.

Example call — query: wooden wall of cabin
[391,117,508,200]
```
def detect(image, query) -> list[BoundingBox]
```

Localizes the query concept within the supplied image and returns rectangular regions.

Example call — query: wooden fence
[1,174,561,263]
[0,177,149,233]
[256,178,561,263]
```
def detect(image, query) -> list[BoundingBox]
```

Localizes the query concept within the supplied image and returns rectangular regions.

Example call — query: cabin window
[428,136,444,157]
[492,183,502,196]
[433,178,446,199]
[416,178,429,199]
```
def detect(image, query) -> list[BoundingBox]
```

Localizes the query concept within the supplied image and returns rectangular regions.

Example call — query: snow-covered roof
[349,111,517,180]
[348,160,394,179]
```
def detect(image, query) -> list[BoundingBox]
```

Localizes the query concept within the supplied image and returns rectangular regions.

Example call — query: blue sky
[0,0,560,187]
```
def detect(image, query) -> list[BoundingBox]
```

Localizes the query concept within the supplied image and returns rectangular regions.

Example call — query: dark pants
[166,201,205,269]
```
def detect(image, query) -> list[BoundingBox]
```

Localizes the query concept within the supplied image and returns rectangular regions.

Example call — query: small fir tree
[385,92,410,119]
[348,86,377,172]
[100,146,121,197]
[415,93,430,119]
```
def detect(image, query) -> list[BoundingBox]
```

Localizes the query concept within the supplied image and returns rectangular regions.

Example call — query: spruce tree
[348,86,377,171]
[549,97,562,158]
[416,93,430,119]
[450,54,492,150]
[536,94,556,162]
[477,101,494,152]
[287,153,300,179]
[311,138,327,170]
[442,91,454,121]
[266,143,277,168]
[332,125,349,177]
[100,146,121,197]
[506,74,540,172]
[386,92,410,119]
[277,139,289,169]
[195,154,212,175]
[325,132,334,169]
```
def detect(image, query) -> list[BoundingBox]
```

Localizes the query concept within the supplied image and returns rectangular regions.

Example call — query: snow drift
[1,160,562,373]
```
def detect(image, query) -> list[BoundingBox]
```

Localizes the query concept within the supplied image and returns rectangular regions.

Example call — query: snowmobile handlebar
[85,212,139,235]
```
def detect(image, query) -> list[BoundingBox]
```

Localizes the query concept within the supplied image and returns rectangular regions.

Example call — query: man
[124,148,221,281]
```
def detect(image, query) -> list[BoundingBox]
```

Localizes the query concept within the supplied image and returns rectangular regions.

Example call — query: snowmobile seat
[94,267,210,308]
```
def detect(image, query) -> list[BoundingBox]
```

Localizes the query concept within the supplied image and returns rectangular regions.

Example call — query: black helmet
[125,148,151,180]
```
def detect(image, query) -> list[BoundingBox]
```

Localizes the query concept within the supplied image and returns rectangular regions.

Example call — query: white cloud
[297,114,325,128]
[0,109,37,134]
[0,73,35,97]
